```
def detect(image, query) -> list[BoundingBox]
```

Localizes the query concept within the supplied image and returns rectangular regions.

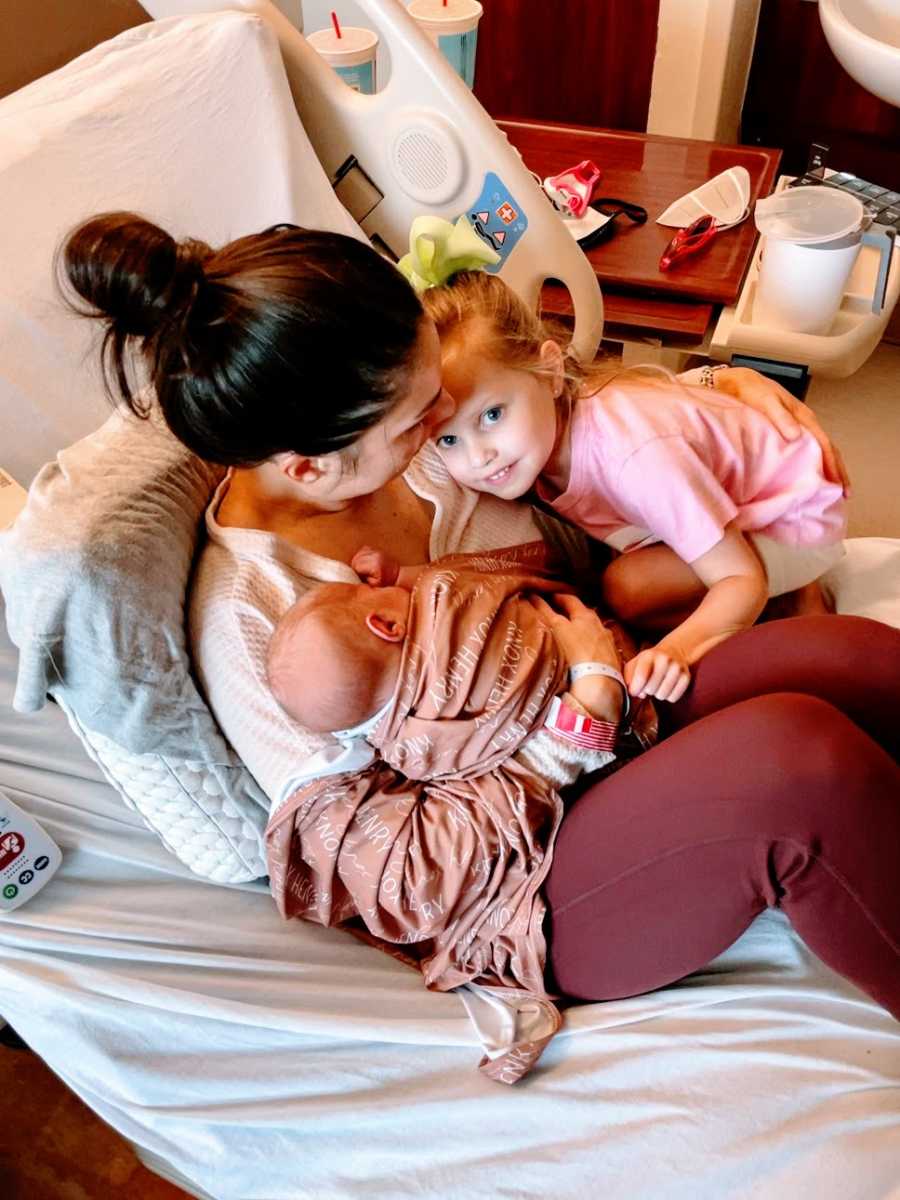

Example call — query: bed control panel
[0,790,62,913]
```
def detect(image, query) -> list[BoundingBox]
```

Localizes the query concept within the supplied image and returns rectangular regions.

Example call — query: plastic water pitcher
[754,185,894,335]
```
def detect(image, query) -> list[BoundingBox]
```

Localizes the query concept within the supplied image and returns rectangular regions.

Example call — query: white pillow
[823,537,900,630]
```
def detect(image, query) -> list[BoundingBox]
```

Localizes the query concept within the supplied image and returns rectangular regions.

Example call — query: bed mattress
[2,603,898,1200]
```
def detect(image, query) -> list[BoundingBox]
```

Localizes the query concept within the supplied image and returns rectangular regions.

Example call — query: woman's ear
[365,611,407,643]
[279,452,340,487]
[539,339,565,398]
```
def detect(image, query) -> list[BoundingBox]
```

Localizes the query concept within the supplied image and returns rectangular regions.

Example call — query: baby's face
[434,352,559,499]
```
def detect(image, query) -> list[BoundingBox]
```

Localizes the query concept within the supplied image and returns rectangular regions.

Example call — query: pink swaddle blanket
[267,544,652,1081]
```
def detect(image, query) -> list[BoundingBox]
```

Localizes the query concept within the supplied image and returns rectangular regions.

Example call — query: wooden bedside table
[497,119,782,353]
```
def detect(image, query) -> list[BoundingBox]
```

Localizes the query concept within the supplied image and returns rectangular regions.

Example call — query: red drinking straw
[331,10,342,37]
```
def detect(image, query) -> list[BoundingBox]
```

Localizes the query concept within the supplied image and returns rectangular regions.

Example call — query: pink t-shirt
[539,381,846,564]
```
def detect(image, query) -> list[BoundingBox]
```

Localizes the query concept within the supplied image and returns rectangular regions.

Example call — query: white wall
[647,0,762,142]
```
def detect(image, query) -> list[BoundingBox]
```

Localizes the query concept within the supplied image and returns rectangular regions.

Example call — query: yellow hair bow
[398,215,501,294]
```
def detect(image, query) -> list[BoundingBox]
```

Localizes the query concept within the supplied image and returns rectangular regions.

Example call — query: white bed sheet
[2,603,898,1200]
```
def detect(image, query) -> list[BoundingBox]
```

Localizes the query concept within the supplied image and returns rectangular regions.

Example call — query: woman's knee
[674,615,900,758]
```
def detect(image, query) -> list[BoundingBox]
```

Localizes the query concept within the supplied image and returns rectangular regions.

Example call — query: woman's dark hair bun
[59,215,424,467]
[62,211,210,339]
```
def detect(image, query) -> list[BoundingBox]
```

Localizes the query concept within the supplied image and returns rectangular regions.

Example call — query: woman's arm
[708,366,850,495]
[528,593,625,723]
[625,525,768,703]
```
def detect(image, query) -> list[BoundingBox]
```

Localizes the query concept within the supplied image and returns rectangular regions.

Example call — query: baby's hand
[351,545,399,588]
[625,645,691,703]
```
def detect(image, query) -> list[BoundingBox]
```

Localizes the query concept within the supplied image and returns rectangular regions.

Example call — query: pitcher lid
[755,185,864,245]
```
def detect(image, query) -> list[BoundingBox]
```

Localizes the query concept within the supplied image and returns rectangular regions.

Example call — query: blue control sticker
[462,172,528,270]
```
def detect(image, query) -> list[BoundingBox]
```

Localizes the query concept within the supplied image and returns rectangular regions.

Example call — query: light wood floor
[0,1038,193,1200]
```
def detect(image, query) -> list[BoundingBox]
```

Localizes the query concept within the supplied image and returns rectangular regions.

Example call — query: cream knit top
[189,442,611,813]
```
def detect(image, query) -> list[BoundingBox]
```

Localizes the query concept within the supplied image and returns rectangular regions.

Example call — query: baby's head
[267,582,411,734]
[422,271,570,498]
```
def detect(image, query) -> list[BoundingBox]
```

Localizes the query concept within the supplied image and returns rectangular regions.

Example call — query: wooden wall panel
[472,0,660,131]
[742,0,900,190]
[0,0,150,100]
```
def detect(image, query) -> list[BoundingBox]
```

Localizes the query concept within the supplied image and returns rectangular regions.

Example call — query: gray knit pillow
[0,407,268,881]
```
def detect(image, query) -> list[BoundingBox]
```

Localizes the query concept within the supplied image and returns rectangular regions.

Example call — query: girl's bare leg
[601,546,833,634]
[600,544,705,632]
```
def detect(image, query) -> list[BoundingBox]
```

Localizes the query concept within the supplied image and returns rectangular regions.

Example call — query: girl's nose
[472,444,497,470]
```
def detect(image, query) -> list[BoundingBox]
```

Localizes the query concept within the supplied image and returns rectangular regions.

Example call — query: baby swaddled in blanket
[267,545,651,785]
[265,544,655,1083]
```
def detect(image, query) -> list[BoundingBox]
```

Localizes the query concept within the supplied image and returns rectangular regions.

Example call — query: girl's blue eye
[483,406,503,425]
[436,434,458,449]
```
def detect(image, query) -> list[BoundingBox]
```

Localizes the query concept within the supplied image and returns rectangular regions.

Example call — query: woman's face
[337,318,455,498]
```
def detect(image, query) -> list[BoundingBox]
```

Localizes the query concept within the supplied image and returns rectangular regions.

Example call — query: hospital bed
[0,4,898,1198]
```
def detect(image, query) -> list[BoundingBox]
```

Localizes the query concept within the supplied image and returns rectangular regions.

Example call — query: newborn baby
[267,553,639,784]
[268,579,414,736]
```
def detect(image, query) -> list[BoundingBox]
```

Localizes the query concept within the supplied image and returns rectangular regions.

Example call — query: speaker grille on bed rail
[387,113,465,205]
[394,131,448,191]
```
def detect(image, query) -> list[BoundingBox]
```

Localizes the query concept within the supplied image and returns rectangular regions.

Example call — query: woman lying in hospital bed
[59,210,900,1079]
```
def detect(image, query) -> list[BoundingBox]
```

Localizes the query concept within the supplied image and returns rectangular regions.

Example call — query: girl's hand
[528,592,620,668]
[712,367,850,496]
[625,645,691,703]
[351,545,399,587]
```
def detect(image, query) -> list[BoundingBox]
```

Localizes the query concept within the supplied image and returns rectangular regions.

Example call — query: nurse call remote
[0,789,62,912]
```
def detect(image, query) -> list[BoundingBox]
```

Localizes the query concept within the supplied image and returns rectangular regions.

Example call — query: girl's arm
[625,524,768,703]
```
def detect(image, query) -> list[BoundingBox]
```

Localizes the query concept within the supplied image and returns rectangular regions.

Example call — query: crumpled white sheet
[1,594,898,1200]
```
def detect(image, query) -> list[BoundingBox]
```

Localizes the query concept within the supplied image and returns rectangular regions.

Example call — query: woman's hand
[625,644,691,703]
[351,545,400,587]
[712,367,850,496]
[529,593,624,722]
[529,593,619,667]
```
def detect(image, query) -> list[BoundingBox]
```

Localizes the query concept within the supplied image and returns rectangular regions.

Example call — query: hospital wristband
[569,661,630,718]
[544,695,618,753]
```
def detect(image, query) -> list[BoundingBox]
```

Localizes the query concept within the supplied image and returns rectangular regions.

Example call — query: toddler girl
[410,273,846,703]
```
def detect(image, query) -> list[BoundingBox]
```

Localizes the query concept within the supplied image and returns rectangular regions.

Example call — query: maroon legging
[546,616,900,1021]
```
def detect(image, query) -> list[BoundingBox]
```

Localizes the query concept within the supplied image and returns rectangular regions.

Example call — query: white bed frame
[146,0,605,363]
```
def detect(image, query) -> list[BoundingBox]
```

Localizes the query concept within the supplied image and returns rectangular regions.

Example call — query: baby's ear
[365,611,407,643]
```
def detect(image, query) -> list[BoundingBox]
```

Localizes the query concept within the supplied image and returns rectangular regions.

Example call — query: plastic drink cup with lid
[307,20,379,95]
[408,0,483,89]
